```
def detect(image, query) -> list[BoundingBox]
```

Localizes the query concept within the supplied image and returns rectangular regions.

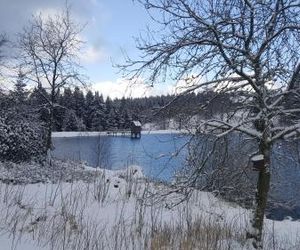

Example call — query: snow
[0,161,299,249]
[143,129,186,134]
[0,234,46,250]
[132,120,142,127]
[251,154,264,161]
[52,131,105,137]
[52,129,185,138]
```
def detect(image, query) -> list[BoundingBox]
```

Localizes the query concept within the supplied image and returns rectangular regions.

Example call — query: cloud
[34,7,61,19]
[80,46,107,64]
[92,78,171,99]
[0,0,97,39]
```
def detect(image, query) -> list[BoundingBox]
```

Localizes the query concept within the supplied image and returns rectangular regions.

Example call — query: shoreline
[52,129,188,138]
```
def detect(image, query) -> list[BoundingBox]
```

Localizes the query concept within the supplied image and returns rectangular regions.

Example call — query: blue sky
[0,0,170,98]
[79,0,152,81]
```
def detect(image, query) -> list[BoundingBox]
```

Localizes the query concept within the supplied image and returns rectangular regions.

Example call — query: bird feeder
[251,154,265,171]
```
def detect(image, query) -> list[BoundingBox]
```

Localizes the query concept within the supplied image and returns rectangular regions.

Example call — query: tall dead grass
[0,170,298,250]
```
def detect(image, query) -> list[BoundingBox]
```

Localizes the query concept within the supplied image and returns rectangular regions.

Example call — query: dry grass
[150,216,243,250]
[0,171,299,250]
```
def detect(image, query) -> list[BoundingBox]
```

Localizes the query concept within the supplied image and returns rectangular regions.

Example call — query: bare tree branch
[123,0,300,247]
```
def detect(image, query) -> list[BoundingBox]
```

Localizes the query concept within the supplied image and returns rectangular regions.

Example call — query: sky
[0,0,172,98]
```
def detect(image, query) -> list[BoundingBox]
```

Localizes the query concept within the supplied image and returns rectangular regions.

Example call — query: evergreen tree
[90,92,106,131]
[73,86,85,119]
[62,110,85,131]
[12,69,28,106]
[61,87,74,111]
[28,86,49,125]
[84,90,95,130]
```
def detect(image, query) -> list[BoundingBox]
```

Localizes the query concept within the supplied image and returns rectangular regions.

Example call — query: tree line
[0,68,240,162]
[1,72,239,132]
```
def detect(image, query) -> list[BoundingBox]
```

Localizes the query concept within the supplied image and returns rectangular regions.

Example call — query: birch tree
[123,0,300,248]
[19,7,85,150]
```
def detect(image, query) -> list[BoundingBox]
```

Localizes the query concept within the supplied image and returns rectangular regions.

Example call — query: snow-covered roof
[251,154,264,162]
[132,121,142,127]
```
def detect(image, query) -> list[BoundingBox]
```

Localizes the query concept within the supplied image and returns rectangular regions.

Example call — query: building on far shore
[131,121,142,139]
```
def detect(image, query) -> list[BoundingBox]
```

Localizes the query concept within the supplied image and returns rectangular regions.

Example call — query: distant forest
[0,75,241,132]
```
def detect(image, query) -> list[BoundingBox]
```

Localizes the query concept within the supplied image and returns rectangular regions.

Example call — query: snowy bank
[52,129,186,138]
[0,161,299,249]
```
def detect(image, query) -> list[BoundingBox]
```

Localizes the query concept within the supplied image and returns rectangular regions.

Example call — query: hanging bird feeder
[251,154,265,171]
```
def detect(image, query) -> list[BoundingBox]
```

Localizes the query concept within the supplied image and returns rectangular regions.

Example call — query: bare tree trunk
[248,143,271,249]
[252,169,270,248]
[47,85,56,151]
[46,105,54,151]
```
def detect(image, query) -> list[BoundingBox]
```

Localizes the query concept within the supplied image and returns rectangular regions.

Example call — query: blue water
[52,132,300,220]
[52,133,188,180]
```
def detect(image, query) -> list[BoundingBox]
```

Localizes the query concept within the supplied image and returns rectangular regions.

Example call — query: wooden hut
[131,121,142,139]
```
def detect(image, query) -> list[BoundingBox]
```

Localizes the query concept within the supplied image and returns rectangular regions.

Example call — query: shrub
[0,112,46,162]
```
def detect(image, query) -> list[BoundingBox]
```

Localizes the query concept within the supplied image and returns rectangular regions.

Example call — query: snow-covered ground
[52,129,185,138]
[52,131,105,137]
[0,162,299,249]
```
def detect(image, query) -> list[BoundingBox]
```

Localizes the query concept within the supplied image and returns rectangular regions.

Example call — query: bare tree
[18,6,85,150]
[123,0,300,248]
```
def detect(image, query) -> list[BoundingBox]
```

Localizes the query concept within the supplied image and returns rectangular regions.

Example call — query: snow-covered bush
[0,113,46,162]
